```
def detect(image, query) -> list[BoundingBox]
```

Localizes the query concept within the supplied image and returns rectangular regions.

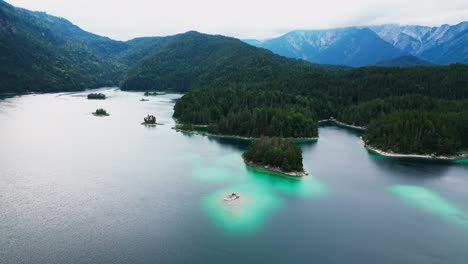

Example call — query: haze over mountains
[244,22,468,66]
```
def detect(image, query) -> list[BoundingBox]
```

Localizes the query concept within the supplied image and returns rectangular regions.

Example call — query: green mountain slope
[0,0,129,93]
[120,31,334,91]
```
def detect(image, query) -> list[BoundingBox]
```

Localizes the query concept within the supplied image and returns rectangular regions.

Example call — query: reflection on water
[368,157,451,180]
[207,136,251,151]
[455,158,468,165]
[245,166,327,199]
[389,185,468,228]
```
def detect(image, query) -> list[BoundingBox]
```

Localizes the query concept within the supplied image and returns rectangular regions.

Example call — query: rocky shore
[360,137,468,161]
[243,159,307,177]
[318,119,366,130]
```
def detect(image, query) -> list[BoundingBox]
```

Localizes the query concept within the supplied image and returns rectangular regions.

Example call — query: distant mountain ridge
[244,22,468,66]
[1,0,466,95]
[369,22,468,64]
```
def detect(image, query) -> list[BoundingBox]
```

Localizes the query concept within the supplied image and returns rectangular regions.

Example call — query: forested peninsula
[172,63,468,157]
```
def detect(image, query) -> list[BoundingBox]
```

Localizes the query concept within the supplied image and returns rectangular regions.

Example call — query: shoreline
[243,159,307,177]
[173,128,319,141]
[142,122,164,125]
[173,119,466,162]
[172,120,319,141]
[318,119,366,130]
[172,127,253,140]
[360,137,468,161]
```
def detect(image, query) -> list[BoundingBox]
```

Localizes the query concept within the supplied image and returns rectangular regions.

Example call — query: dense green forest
[363,111,468,155]
[87,93,106,99]
[173,64,468,155]
[243,137,304,172]
[174,88,318,138]
[337,96,468,127]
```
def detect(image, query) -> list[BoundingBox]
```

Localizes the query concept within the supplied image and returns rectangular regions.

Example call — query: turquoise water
[193,150,328,234]
[0,89,467,264]
[389,185,468,227]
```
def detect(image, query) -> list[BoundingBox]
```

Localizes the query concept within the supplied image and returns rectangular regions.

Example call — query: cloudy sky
[6,0,468,40]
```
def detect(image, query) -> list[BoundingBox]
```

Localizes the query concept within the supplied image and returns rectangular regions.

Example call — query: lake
[0,88,467,264]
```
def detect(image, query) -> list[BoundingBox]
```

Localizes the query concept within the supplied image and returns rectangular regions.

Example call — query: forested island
[93,108,109,116]
[87,93,106,100]
[243,137,305,176]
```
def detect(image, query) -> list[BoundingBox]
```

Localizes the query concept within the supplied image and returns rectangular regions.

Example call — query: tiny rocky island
[87,93,106,100]
[242,137,306,177]
[93,108,109,116]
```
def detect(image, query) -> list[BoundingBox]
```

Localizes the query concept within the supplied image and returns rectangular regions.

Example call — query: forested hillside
[120,31,334,91]
[0,0,126,93]
[0,0,163,94]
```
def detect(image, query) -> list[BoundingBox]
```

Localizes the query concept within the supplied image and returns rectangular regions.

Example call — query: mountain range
[244,22,468,66]
[0,0,466,94]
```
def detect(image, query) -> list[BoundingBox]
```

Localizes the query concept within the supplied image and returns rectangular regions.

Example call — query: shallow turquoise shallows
[0,89,467,264]
[389,185,468,227]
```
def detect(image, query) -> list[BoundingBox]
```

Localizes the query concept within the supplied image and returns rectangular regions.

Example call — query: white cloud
[5,0,468,40]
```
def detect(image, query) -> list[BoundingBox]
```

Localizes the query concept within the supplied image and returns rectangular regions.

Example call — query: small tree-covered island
[243,137,306,177]
[93,108,109,116]
[87,93,106,100]
[142,114,157,125]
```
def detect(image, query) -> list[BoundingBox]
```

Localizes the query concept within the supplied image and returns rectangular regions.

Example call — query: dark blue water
[0,89,467,264]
